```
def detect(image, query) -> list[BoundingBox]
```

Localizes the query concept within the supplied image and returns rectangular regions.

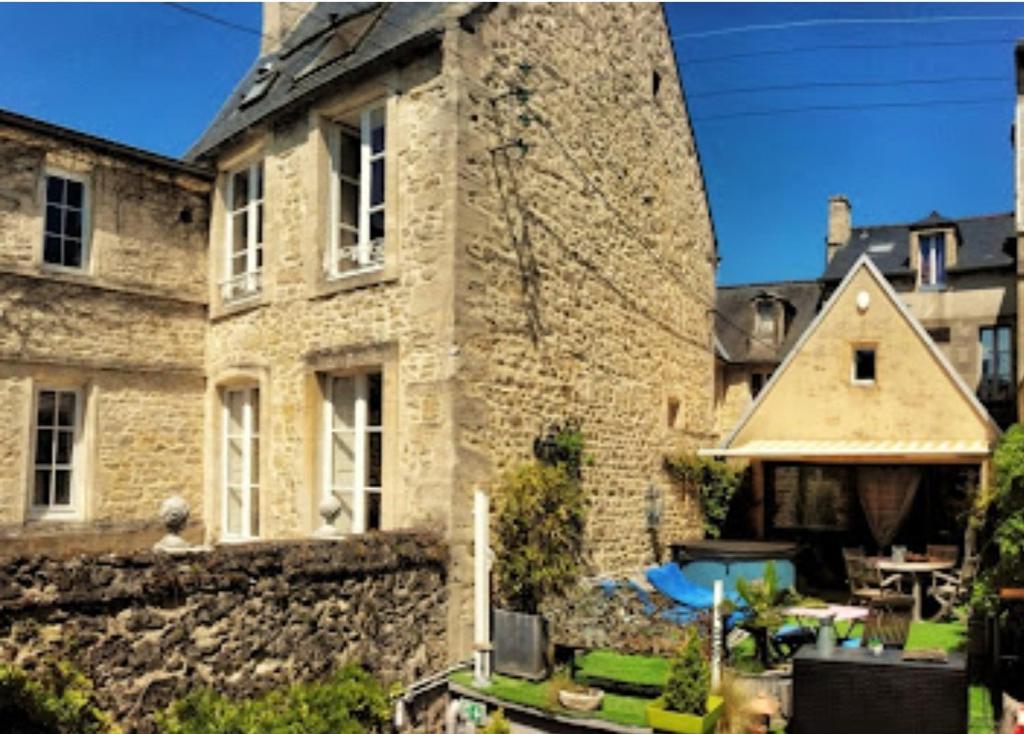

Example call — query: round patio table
[871,558,955,622]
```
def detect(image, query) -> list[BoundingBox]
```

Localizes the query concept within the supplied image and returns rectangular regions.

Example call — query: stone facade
[195,3,716,658]
[0,532,448,733]
[0,114,211,553]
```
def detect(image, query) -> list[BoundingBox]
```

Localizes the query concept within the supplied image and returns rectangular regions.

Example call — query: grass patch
[450,670,650,727]
[905,621,967,653]
[968,685,996,734]
[575,650,669,688]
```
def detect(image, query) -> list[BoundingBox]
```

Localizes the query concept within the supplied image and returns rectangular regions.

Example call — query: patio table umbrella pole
[474,488,493,686]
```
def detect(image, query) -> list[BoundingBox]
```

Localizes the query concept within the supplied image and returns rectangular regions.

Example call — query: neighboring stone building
[714,199,1018,436]
[188,1,717,654]
[0,109,212,554]
[714,279,821,437]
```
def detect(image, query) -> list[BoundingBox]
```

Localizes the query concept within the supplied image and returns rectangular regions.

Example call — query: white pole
[711,579,723,690]
[473,489,492,686]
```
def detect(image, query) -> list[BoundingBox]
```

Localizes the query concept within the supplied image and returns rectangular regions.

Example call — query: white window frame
[321,372,382,534]
[328,105,386,279]
[29,387,84,520]
[221,161,264,302]
[40,169,90,273]
[918,232,946,288]
[221,387,260,540]
[754,300,776,337]
[980,324,1013,401]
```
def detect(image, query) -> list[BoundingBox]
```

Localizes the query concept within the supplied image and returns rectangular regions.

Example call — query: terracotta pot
[558,687,604,712]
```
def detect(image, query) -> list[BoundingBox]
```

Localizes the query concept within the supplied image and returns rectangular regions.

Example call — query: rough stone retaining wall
[0,531,448,733]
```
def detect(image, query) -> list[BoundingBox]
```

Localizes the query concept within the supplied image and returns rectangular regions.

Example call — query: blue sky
[0,3,1018,285]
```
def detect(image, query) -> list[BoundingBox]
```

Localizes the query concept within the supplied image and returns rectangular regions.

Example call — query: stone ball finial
[154,495,193,553]
[314,495,343,539]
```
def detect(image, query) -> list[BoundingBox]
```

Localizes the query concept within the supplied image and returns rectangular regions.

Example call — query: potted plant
[646,629,724,734]
[492,422,587,679]
[548,667,604,712]
[725,562,800,670]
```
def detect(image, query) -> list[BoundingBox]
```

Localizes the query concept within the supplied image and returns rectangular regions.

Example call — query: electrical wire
[674,14,1024,40]
[693,95,1008,123]
[688,74,1006,100]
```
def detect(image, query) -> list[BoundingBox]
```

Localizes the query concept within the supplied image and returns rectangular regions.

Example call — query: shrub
[972,425,1024,611]
[664,454,744,539]
[0,660,119,734]
[493,424,587,614]
[662,627,710,715]
[156,665,389,734]
[479,708,512,734]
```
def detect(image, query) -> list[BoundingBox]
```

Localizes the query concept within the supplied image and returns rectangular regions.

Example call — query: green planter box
[645,695,723,734]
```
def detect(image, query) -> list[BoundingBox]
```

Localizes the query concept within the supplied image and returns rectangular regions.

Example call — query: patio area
[450,620,994,732]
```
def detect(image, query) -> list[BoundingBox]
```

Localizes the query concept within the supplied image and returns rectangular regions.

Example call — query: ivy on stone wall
[664,454,745,539]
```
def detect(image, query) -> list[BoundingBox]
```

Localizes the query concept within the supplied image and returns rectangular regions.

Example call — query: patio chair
[846,556,914,612]
[859,608,911,649]
[926,544,959,564]
[928,556,979,620]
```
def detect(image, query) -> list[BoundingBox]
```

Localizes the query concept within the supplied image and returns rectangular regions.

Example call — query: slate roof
[187,3,455,161]
[822,211,1015,282]
[715,279,823,365]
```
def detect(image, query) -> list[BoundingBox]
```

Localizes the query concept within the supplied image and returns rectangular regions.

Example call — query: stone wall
[0,531,448,733]
[450,2,716,588]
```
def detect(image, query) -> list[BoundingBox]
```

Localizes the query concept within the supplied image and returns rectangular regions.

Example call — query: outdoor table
[871,558,955,622]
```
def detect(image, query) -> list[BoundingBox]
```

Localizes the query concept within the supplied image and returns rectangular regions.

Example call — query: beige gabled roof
[708,254,1000,456]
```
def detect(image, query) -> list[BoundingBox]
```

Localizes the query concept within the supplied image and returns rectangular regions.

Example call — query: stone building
[0,109,212,554]
[188,1,717,654]
[714,198,1018,438]
[0,1,717,661]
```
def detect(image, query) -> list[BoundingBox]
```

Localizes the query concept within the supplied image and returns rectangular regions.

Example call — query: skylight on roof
[240,62,278,108]
[868,242,894,254]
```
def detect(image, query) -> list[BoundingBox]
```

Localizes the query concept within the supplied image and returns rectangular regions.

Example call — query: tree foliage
[156,666,389,734]
[974,424,1024,609]
[493,422,588,614]
[662,628,710,716]
[479,709,512,734]
[664,455,745,538]
[0,660,120,734]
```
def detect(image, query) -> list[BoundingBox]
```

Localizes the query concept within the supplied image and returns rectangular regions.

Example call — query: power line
[693,95,1007,122]
[162,2,271,41]
[688,74,1006,100]
[675,15,1024,40]
[682,36,1020,66]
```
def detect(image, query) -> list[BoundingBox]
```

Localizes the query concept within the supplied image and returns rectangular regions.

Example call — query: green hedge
[157,665,390,734]
[0,660,119,734]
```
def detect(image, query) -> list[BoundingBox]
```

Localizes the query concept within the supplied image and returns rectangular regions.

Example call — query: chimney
[261,2,314,55]
[827,195,851,264]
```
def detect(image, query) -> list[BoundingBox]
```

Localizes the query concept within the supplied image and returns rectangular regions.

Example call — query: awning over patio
[699,439,991,462]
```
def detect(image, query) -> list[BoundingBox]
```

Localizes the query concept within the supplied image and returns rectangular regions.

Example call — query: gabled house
[0,2,720,658]
[707,256,1000,580]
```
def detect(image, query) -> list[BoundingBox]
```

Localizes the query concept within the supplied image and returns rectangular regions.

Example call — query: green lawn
[575,649,669,688]
[450,670,650,727]
[453,622,996,732]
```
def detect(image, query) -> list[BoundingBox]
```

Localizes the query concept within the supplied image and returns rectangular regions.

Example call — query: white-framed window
[918,232,946,288]
[31,388,82,517]
[42,172,89,270]
[322,371,383,534]
[222,387,260,539]
[852,347,876,384]
[329,105,385,277]
[222,162,264,301]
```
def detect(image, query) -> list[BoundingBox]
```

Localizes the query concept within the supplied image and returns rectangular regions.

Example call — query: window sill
[312,265,398,300]
[40,262,91,278]
[25,509,84,524]
[210,293,269,322]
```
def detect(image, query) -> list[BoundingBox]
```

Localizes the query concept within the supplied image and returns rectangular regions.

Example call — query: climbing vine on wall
[664,454,745,539]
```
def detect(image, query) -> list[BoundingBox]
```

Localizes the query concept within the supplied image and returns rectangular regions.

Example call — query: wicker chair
[929,556,978,620]
[846,556,914,611]
[926,544,959,564]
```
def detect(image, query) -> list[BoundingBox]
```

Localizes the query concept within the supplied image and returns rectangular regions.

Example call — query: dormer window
[755,300,776,338]
[919,232,946,288]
